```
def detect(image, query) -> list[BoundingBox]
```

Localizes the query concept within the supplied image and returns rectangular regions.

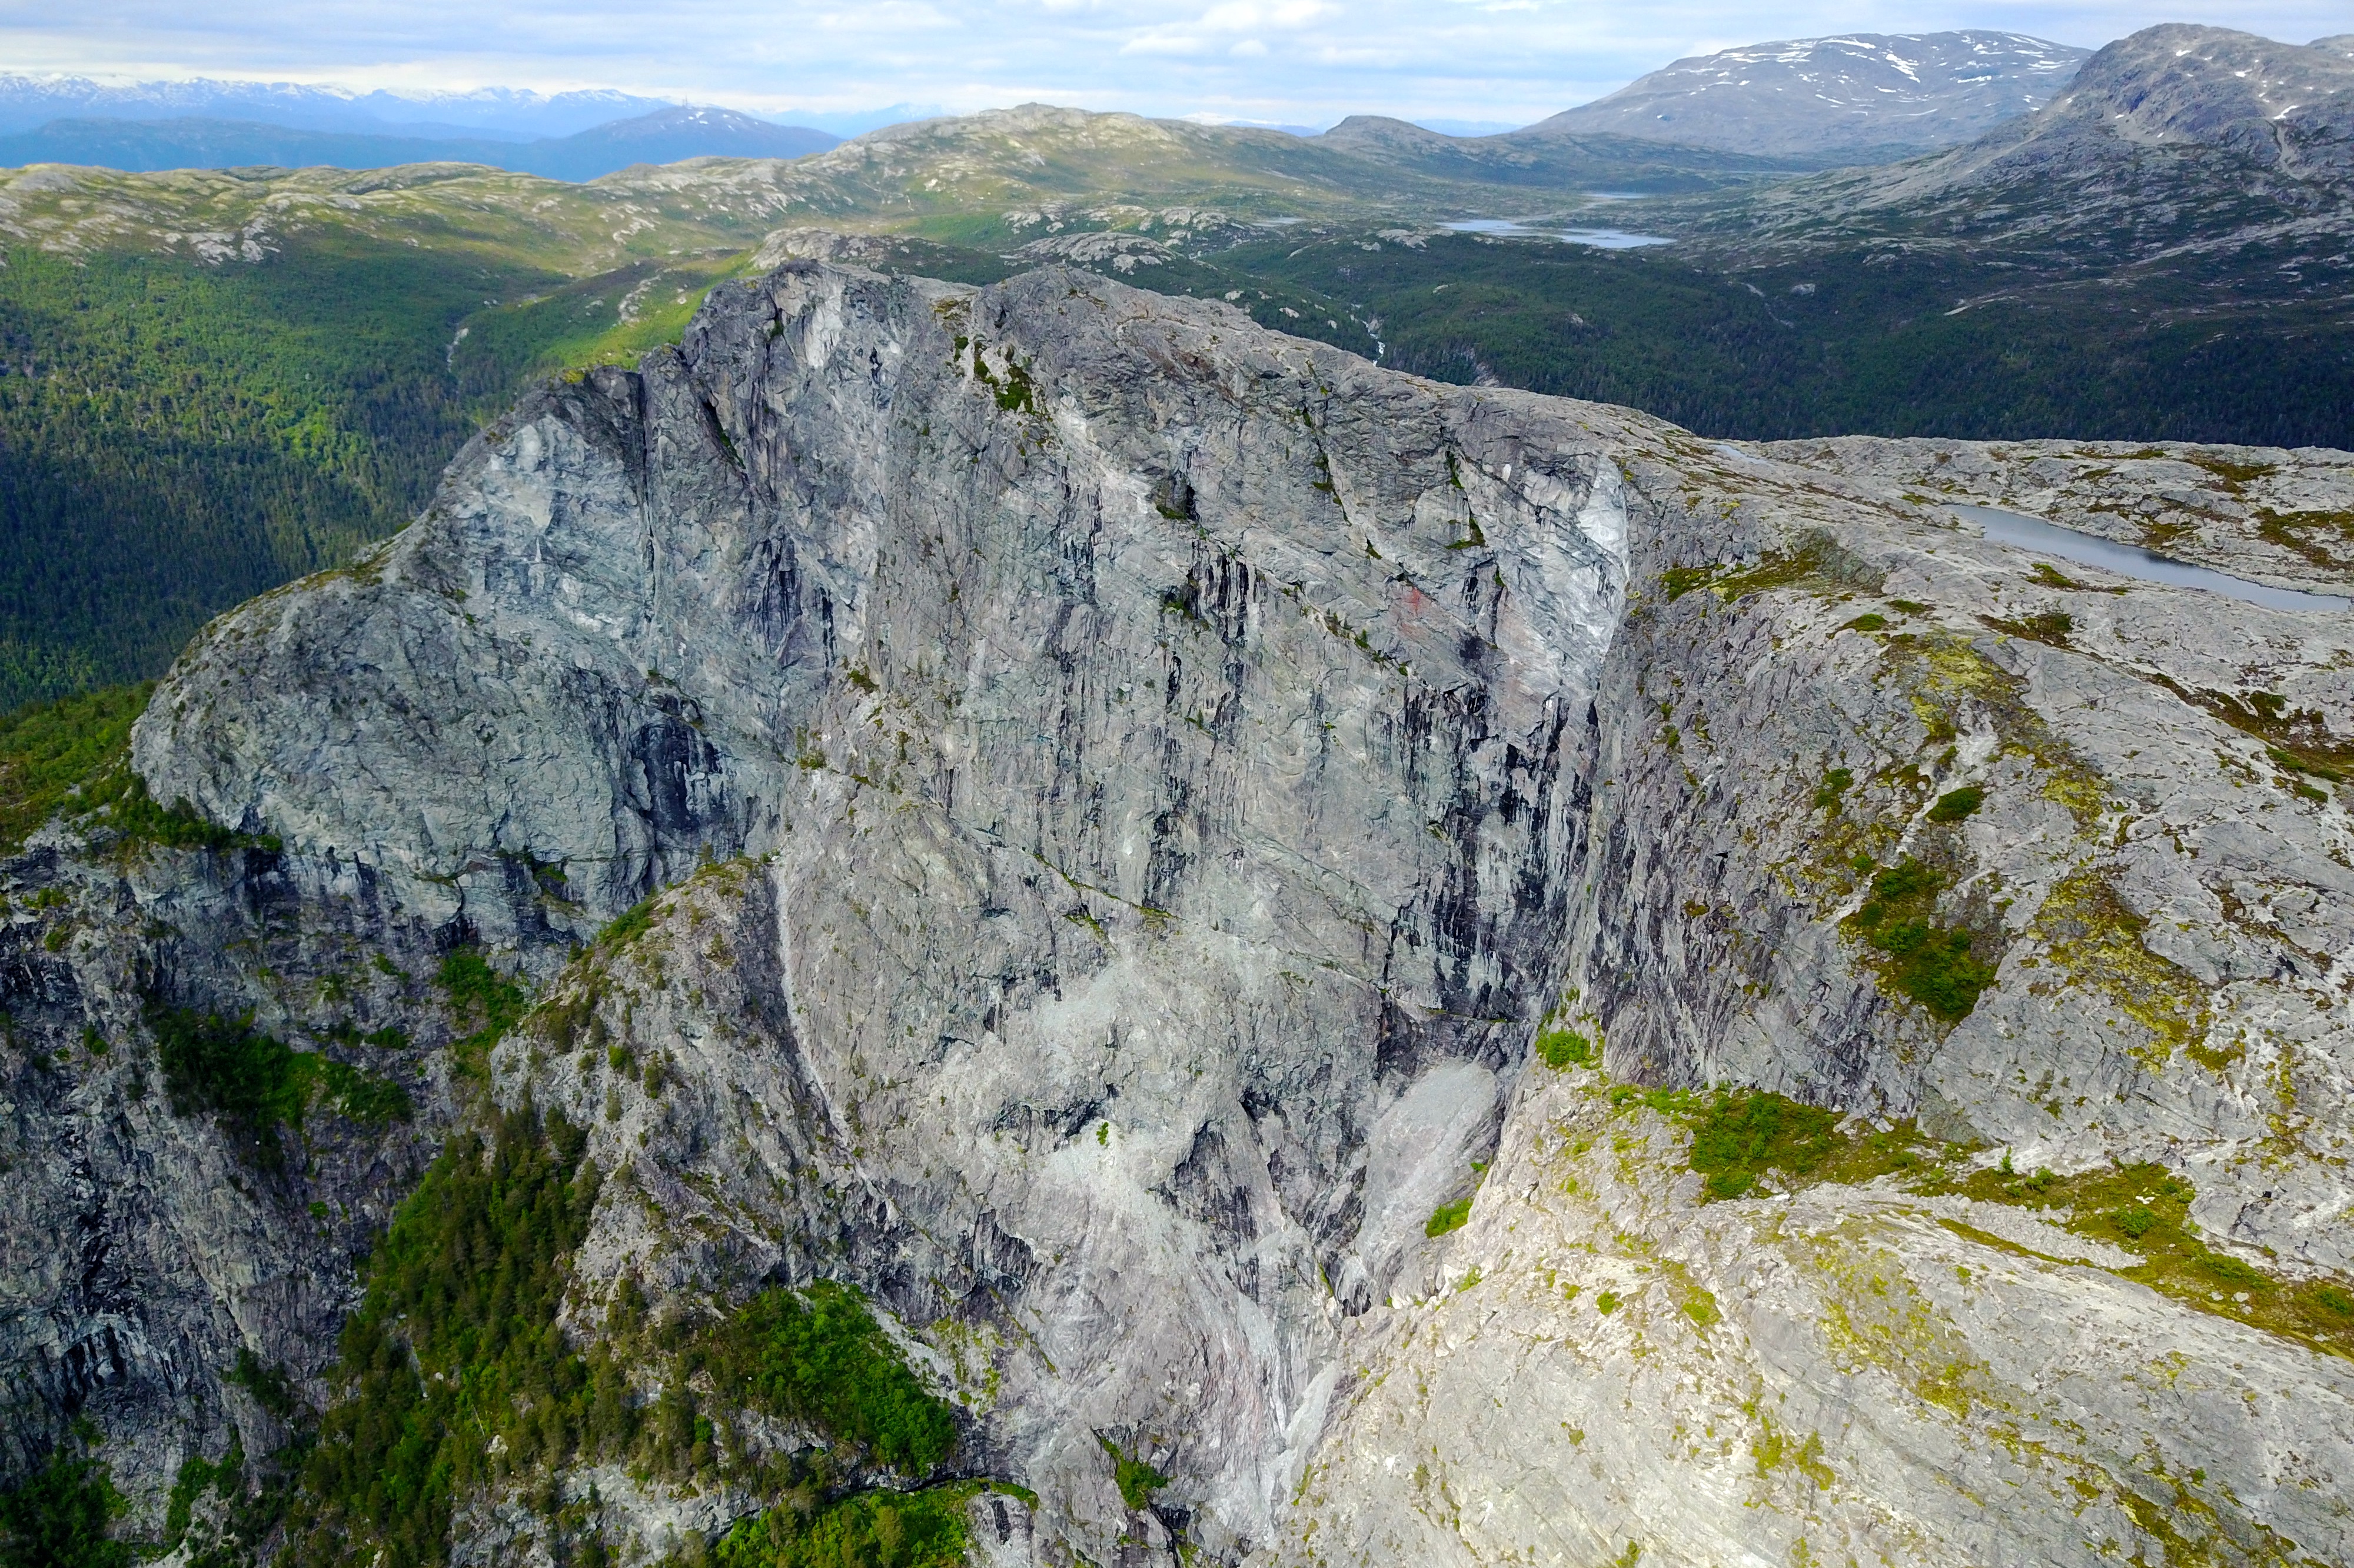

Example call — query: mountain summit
[1527,30,2089,158]
[1727,24,2354,262]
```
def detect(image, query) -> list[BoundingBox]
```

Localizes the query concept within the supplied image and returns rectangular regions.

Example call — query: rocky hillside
[1722,24,2354,266]
[3,258,2351,1568]
[1525,32,2089,159]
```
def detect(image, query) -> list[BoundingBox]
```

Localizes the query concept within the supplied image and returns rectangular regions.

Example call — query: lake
[1953,502,2350,614]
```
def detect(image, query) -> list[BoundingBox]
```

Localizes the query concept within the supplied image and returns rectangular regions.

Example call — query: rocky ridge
[1719,24,2354,267]
[2,257,2351,1566]
[1525,31,2089,159]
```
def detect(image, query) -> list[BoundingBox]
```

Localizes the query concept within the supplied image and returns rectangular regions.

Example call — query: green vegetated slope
[0,240,538,711]
[260,1102,987,1568]
[0,231,769,714]
[1226,230,2354,448]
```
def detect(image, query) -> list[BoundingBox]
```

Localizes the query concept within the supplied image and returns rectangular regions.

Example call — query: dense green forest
[1226,232,2354,448]
[0,240,744,714]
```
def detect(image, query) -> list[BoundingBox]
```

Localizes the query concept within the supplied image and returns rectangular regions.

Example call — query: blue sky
[0,1,2343,129]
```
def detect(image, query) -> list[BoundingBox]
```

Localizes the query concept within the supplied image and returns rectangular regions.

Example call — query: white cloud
[2,0,2348,129]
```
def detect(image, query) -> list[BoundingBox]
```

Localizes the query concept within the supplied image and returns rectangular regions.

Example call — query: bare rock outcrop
[4,259,2350,1566]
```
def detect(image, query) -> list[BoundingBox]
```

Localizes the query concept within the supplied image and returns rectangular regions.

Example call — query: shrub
[595,895,659,950]
[1927,786,1984,823]
[1534,1025,1593,1069]
[1687,1092,1842,1201]
[152,1007,311,1170]
[1098,1437,1170,1510]
[710,1283,959,1478]
[1425,1198,1471,1237]
[1847,859,1995,1021]
[0,1454,130,1568]
[150,1006,410,1170]
[437,947,527,1078]
[714,1484,978,1568]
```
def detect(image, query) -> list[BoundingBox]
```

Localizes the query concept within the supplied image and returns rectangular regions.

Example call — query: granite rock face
[1273,430,2354,1565]
[118,260,1630,1559]
[5,259,2353,1566]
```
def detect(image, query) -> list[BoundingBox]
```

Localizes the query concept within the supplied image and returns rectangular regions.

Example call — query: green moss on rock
[2029,869,2210,1066]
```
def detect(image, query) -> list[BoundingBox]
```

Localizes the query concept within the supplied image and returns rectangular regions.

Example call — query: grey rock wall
[115,261,1631,1559]
[4,258,2350,1566]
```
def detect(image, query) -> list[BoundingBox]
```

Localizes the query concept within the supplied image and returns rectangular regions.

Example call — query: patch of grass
[708,1283,959,1479]
[1946,1162,2354,1357]
[0,684,148,854]
[1425,1197,1472,1237]
[1658,565,1719,601]
[437,947,527,1080]
[0,1453,129,1568]
[1840,612,1888,632]
[150,1005,411,1171]
[2152,681,2354,784]
[1813,767,1854,811]
[1926,785,1984,823]
[1846,858,1995,1022]
[1711,530,1882,602]
[594,894,660,950]
[1098,1437,1170,1511]
[164,1446,242,1552]
[714,1483,984,1568]
[1534,1022,1594,1068]
[1622,1087,2354,1357]
[1625,1087,1956,1203]
[1687,1091,1844,1201]
[1984,610,2073,645]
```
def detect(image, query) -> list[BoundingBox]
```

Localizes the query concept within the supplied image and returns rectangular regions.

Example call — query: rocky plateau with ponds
[2,256,2351,1567]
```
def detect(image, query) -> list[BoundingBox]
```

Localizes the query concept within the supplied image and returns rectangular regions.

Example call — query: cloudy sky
[1,1,2343,128]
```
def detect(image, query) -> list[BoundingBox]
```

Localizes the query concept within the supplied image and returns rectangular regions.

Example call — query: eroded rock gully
[3,259,2350,1566]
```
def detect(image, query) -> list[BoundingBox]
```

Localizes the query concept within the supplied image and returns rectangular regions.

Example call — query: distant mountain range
[0,34,2109,185]
[0,76,676,139]
[1528,31,2091,158]
[0,105,838,181]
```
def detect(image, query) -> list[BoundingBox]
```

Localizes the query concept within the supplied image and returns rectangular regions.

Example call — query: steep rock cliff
[101,259,1627,1560]
[3,258,2350,1567]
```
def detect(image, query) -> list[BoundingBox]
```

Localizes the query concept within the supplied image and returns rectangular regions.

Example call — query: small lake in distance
[1441,219,1671,249]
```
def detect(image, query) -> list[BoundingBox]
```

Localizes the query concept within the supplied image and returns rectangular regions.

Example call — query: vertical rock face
[7,259,2353,1566]
[122,262,1630,1556]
